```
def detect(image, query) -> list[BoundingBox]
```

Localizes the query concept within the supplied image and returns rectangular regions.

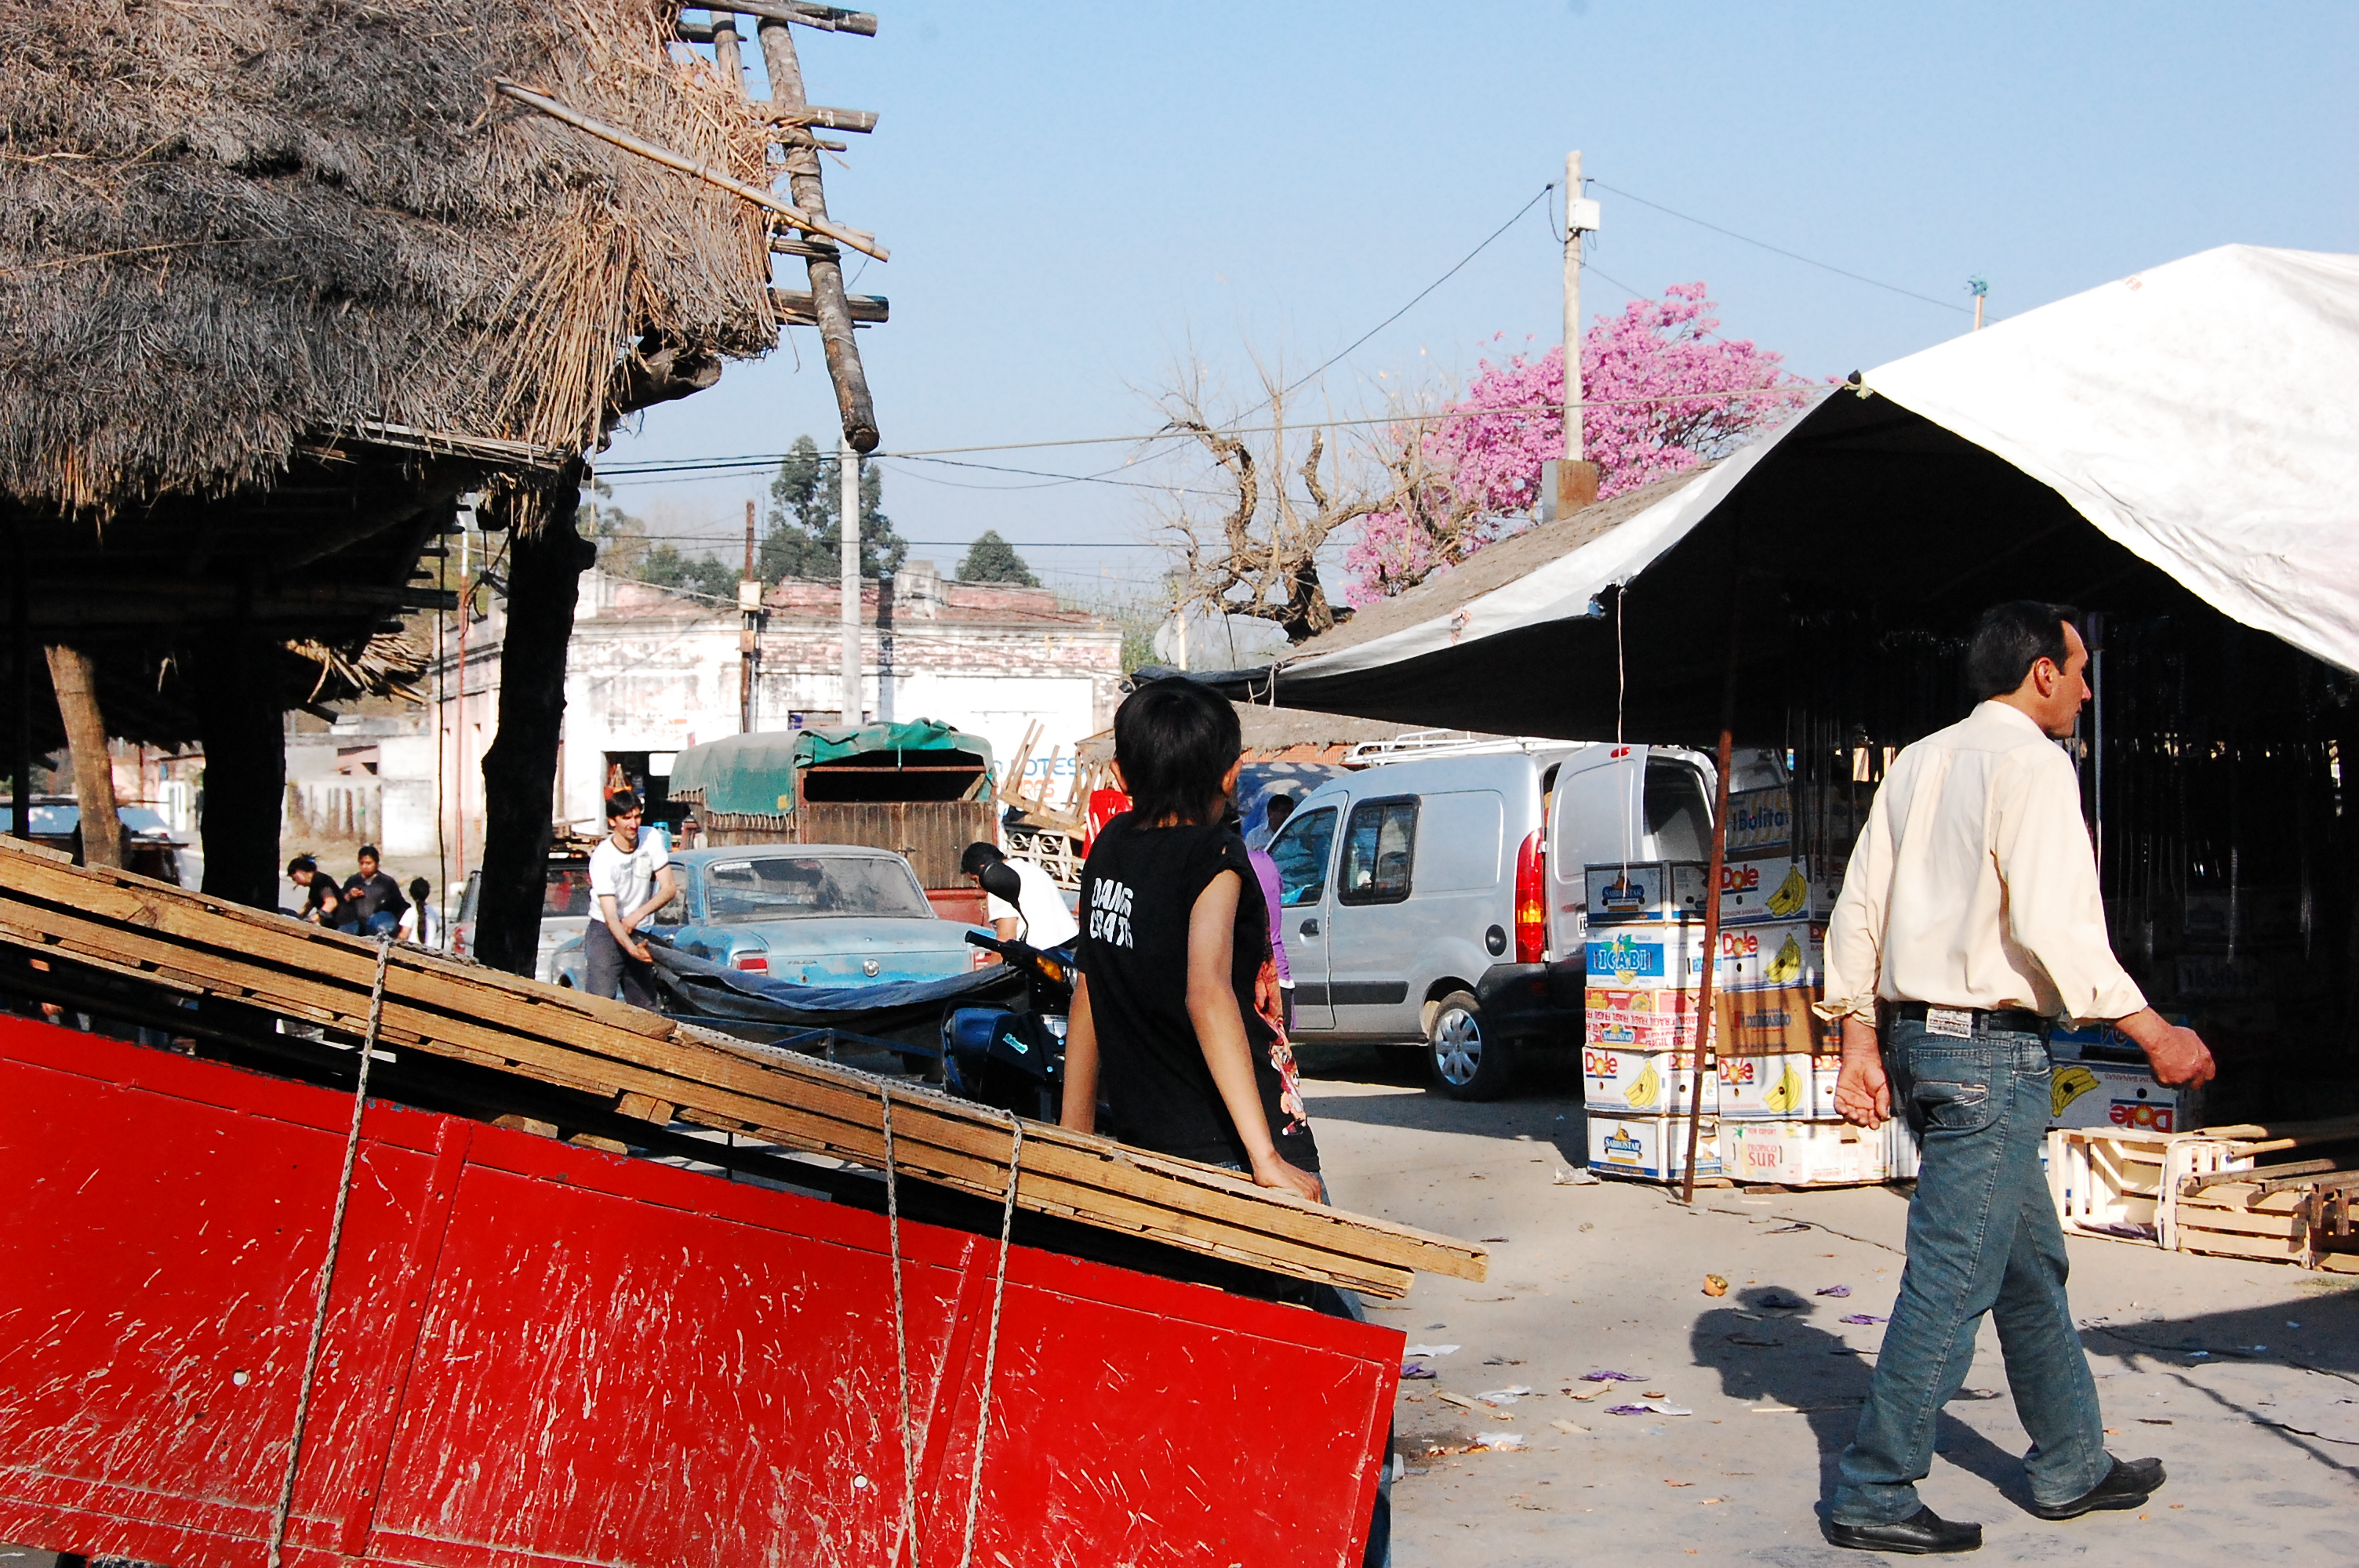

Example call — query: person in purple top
[1249,793,1296,1032]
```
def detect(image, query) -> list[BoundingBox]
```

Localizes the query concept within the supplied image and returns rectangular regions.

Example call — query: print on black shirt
[1076,815,1319,1173]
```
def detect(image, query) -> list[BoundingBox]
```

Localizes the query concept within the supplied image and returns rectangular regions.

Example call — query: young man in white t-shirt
[960,840,1080,949]
[586,792,679,1007]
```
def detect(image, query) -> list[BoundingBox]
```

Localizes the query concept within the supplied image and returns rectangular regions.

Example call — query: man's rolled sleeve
[1814,786,1893,1024]
[1994,750,2146,1024]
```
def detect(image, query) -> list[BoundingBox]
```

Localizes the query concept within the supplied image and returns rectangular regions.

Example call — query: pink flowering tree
[1343,283,1808,604]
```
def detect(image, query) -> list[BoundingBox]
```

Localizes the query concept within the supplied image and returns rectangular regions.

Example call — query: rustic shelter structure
[2,0,881,969]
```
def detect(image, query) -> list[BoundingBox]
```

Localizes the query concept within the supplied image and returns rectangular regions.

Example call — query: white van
[1266,737,1716,1098]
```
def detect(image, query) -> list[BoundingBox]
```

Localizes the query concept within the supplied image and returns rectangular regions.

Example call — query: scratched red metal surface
[0,1015,1397,1567]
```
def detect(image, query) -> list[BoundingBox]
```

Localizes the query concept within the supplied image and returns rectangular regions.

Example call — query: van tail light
[1514,830,1546,964]
[730,952,769,973]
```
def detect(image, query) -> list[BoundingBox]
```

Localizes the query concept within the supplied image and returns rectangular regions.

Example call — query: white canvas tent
[1190,245,2359,742]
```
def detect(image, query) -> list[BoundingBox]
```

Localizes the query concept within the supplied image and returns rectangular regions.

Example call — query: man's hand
[1833,1013,1891,1129]
[2114,1007,2216,1088]
[1250,1150,1324,1204]
[625,935,654,963]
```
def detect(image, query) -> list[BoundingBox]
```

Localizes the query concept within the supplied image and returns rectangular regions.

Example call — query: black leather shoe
[2027,1456,2165,1519]
[1824,1506,1984,1554]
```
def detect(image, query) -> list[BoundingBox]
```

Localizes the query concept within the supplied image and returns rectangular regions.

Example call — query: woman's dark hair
[1965,601,2081,703]
[1114,677,1241,826]
[408,877,431,901]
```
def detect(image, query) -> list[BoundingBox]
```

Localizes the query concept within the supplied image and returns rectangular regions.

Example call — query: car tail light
[1514,830,1546,964]
[452,927,467,956]
[730,952,769,973]
[972,948,995,970]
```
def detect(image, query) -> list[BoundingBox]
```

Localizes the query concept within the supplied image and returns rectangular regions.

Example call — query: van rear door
[1548,748,1715,951]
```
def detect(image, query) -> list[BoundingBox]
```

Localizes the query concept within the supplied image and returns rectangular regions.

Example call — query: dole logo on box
[1721,862,1761,894]
[1583,1047,1622,1076]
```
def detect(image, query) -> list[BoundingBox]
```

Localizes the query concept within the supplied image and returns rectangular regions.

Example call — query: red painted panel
[0,1016,1396,1568]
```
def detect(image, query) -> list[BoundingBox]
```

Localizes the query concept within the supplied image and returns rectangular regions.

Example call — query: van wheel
[1427,991,1516,1101]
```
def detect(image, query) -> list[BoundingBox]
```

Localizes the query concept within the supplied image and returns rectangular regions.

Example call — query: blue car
[554,844,981,990]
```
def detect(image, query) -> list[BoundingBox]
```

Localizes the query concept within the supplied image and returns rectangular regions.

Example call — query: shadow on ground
[1293,1042,1590,1163]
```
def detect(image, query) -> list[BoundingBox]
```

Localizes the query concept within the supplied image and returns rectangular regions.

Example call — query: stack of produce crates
[1710,784,1895,1187]
[1581,860,1721,1183]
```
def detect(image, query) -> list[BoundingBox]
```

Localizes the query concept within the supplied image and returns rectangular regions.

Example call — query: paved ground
[1296,1044,2359,1566]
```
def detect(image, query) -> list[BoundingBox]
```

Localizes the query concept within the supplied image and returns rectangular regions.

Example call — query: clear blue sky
[600,0,2358,596]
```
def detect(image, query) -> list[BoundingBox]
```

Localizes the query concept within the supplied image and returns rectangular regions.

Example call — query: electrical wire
[1591,180,1974,316]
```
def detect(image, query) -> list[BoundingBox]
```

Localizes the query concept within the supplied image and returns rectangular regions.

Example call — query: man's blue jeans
[1830,1019,2110,1524]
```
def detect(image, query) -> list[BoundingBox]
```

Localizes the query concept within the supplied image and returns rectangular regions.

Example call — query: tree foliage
[635,544,737,601]
[956,529,1040,586]
[761,434,906,581]
[1344,283,1808,603]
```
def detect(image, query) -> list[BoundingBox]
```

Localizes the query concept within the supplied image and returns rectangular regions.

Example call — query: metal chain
[881,1083,921,1568]
[267,936,393,1568]
[956,1113,1023,1568]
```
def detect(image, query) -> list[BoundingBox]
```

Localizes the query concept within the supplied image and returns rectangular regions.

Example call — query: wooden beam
[489,79,887,262]
[757,103,878,133]
[41,645,121,869]
[726,0,878,37]
[755,20,881,452]
[772,288,888,325]
[0,838,1487,1296]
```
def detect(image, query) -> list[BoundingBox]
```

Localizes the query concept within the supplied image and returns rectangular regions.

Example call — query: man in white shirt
[961,841,1080,949]
[586,792,679,1008]
[1815,601,2214,1555]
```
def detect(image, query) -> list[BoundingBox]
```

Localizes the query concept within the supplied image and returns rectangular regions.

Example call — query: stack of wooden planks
[2047,1117,2359,1273]
[0,839,1484,1297]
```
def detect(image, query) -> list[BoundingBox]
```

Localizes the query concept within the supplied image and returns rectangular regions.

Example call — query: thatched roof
[1,0,778,512]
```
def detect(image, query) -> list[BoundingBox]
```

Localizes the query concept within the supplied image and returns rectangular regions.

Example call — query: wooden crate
[2172,1181,2307,1263]
[2046,1127,2174,1243]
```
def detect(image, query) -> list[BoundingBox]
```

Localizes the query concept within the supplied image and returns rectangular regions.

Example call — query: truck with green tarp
[663,720,997,923]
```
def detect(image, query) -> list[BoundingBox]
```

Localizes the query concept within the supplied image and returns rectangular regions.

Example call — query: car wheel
[1427,990,1517,1101]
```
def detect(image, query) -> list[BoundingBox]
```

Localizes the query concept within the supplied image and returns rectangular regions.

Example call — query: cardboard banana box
[1582,1045,1717,1115]
[1719,854,1844,926]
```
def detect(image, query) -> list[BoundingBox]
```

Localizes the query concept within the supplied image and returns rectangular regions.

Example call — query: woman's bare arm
[1187,870,1321,1202]
[1060,974,1100,1134]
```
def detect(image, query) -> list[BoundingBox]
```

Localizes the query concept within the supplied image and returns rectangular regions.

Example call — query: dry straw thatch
[1,0,780,513]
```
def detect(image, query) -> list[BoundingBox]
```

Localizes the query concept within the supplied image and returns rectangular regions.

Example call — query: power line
[593,384,1829,478]
[1591,180,1973,316]
[1273,183,1561,402]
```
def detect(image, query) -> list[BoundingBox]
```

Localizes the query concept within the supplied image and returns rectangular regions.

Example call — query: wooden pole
[475,466,596,977]
[9,528,31,840]
[755,22,882,450]
[453,572,469,892]
[732,0,878,37]
[43,646,122,869]
[839,448,861,723]
[1680,600,1743,1205]
[488,80,887,263]
[708,4,745,82]
[741,499,758,735]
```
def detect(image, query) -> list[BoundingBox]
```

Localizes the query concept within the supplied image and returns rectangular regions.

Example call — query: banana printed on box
[1718,854,1843,926]
[1718,1051,1812,1120]
[1582,1044,1717,1114]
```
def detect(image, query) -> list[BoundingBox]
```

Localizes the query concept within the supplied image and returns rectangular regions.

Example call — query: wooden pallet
[0,838,1485,1297]
[2047,1127,2175,1243]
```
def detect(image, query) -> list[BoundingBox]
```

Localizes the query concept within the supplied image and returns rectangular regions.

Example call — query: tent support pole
[1680,602,1742,1205]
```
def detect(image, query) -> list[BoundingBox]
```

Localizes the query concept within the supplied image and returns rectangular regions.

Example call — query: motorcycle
[940,926,1072,1122]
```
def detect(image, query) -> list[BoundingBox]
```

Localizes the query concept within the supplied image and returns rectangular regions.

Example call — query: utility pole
[1968,275,1989,331]
[1543,151,1603,521]
[738,499,759,733]
[839,448,861,724]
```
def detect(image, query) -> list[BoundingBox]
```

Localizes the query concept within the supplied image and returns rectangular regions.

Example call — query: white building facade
[384,562,1122,856]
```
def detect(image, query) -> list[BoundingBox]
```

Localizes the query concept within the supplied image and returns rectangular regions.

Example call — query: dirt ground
[1294,1044,2359,1566]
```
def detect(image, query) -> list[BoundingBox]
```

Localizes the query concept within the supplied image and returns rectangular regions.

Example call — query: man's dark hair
[960,840,1005,877]
[1114,677,1241,826]
[1264,793,1296,833]
[605,790,642,820]
[1965,601,2081,703]
[356,844,380,862]
[286,855,316,876]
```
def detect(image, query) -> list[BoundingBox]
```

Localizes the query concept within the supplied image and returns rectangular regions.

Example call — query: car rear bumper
[1474,962,1585,1042]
